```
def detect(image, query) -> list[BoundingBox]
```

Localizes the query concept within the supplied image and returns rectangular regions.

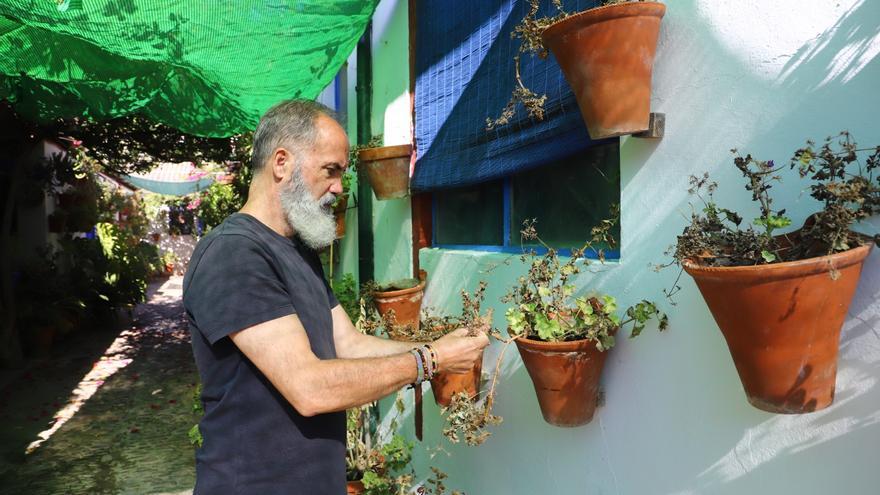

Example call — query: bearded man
[183,99,488,494]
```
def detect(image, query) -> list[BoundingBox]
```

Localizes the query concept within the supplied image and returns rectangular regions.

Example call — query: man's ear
[270,147,291,181]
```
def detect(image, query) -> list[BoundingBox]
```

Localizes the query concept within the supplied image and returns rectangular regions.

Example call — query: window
[433,141,620,257]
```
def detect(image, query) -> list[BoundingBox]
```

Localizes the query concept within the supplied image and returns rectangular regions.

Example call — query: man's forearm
[293,352,417,416]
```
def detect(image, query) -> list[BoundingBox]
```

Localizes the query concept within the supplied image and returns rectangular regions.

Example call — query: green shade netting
[0,0,377,137]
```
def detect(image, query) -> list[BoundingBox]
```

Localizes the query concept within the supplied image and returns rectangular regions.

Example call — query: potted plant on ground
[356,136,412,201]
[503,210,667,426]
[346,402,415,495]
[489,0,665,139]
[669,132,879,414]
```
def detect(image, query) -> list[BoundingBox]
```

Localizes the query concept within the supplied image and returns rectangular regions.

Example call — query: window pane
[434,181,503,246]
[511,142,621,251]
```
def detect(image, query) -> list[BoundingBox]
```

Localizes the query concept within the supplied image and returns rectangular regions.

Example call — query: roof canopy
[0,1,376,137]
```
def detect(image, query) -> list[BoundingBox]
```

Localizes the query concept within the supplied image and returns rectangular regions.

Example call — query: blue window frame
[431,141,621,259]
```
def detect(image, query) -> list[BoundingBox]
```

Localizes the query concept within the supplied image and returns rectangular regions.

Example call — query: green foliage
[189,382,204,449]
[674,132,880,267]
[187,424,203,448]
[96,222,158,306]
[196,181,243,233]
[333,273,360,324]
[502,209,666,349]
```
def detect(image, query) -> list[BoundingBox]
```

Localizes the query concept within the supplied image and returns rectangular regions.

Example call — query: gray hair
[251,99,339,172]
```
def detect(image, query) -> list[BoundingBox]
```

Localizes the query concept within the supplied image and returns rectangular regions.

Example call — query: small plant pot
[346,480,365,495]
[682,241,873,414]
[358,145,412,200]
[373,270,427,333]
[334,194,349,239]
[541,2,666,139]
[431,352,483,407]
[515,336,609,427]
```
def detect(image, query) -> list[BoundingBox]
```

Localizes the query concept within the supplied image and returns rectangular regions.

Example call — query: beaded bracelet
[420,345,434,381]
[417,346,433,381]
[424,344,439,374]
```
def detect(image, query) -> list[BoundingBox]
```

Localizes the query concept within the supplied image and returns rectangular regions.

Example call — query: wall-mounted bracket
[633,112,665,139]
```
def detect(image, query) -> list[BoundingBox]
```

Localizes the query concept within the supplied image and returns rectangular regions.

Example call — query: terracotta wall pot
[515,336,609,427]
[374,270,427,333]
[334,194,349,238]
[682,242,873,414]
[431,352,483,407]
[346,480,365,495]
[541,2,665,139]
[358,144,412,200]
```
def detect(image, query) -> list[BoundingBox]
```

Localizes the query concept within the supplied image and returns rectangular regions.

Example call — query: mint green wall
[368,0,413,285]
[358,1,880,494]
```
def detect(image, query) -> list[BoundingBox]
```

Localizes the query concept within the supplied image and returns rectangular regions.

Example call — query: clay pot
[515,336,609,427]
[541,2,665,139]
[682,242,873,414]
[358,145,412,200]
[334,194,349,238]
[373,270,427,333]
[346,480,365,495]
[431,353,483,407]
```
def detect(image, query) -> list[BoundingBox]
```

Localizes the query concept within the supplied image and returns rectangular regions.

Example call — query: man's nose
[328,178,344,196]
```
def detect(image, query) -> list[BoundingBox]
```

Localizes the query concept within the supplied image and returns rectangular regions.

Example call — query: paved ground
[0,276,198,495]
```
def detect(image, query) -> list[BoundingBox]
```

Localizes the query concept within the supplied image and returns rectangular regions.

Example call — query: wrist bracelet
[424,344,439,375]
[410,348,424,385]
[417,346,433,381]
[420,345,434,381]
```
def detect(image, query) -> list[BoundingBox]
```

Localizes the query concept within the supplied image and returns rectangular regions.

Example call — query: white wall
[366,0,880,494]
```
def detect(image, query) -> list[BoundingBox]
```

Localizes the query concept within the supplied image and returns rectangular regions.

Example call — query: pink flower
[186,197,202,210]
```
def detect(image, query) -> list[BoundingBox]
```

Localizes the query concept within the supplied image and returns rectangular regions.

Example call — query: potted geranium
[489,0,665,139]
[504,211,667,426]
[671,132,879,414]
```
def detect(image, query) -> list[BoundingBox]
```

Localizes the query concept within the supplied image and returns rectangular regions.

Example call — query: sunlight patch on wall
[696,0,865,82]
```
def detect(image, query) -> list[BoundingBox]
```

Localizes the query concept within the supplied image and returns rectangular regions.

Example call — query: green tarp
[0,0,377,137]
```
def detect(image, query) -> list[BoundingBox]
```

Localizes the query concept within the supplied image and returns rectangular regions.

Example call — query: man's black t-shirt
[183,212,343,495]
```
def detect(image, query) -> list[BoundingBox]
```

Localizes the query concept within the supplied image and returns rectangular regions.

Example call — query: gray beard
[279,168,337,250]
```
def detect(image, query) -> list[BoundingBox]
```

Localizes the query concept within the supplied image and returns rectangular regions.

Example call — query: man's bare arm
[230,312,488,417]
[231,314,416,416]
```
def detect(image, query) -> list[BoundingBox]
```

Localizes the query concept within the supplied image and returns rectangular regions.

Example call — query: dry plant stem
[482,335,516,422]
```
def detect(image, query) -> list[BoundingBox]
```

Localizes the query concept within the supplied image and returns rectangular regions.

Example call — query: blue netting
[412,0,610,193]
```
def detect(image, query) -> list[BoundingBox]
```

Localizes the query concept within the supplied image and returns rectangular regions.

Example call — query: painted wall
[360,1,880,494]
[367,0,413,285]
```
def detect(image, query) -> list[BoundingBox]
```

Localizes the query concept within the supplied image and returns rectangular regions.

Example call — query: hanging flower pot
[431,352,483,407]
[373,270,427,334]
[514,336,610,427]
[541,2,666,139]
[682,240,873,413]
[334,194,349,239]
[358,144,412,200]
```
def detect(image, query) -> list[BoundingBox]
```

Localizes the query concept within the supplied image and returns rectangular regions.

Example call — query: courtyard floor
[0,277,198,495]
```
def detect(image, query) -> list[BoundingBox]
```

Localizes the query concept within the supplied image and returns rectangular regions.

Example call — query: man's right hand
[432,328,490,374]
